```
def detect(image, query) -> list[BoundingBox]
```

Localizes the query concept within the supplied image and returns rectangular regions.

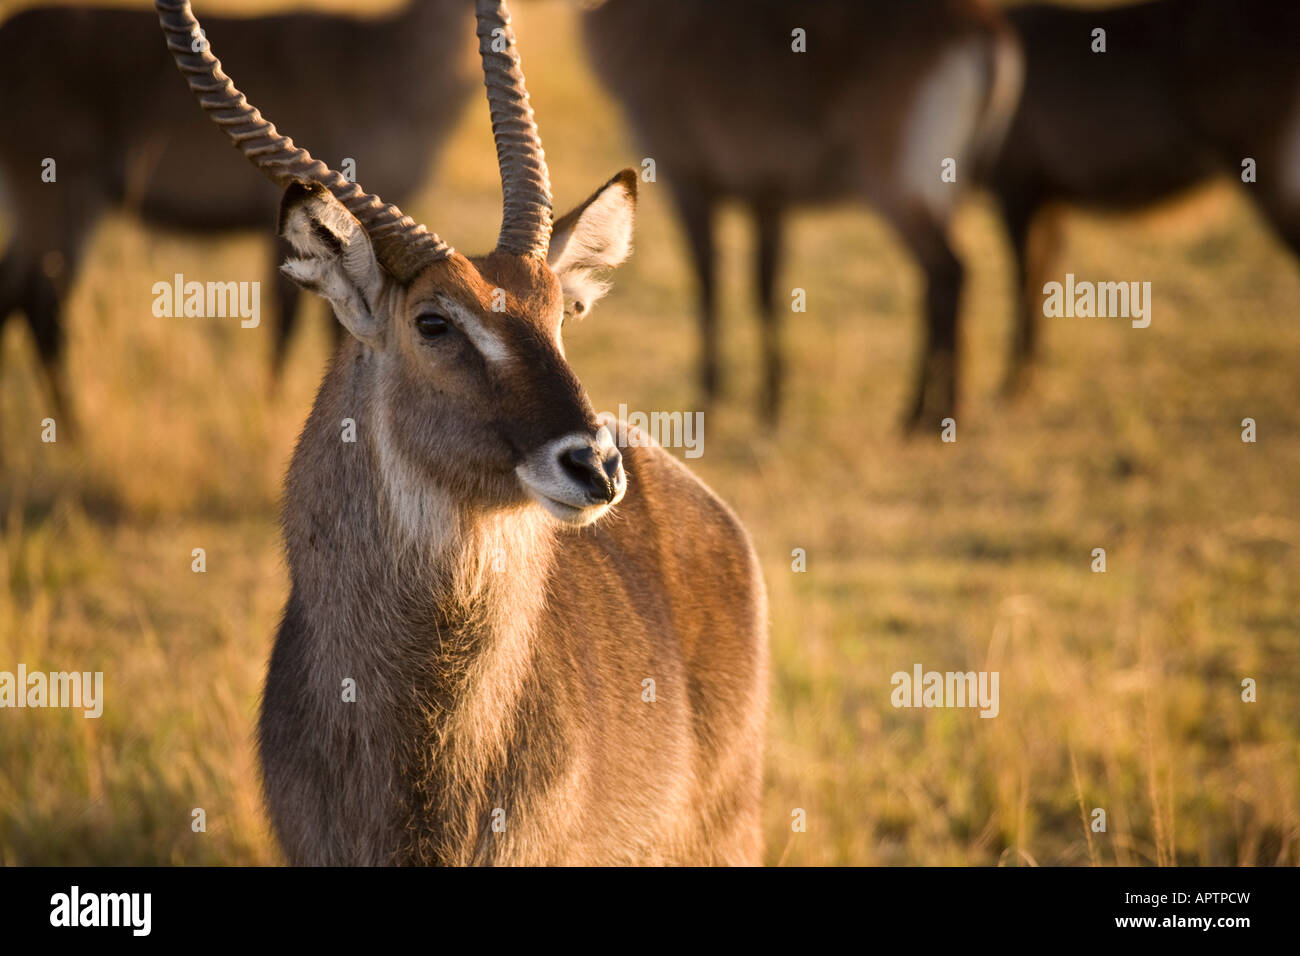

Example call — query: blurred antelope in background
[988,0,1300,393]
[0,0,475,426]
[582,0,1022,428]
[158,0,768,865]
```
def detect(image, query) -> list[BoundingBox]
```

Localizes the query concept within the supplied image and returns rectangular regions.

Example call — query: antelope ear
[548,169,637,321]
[277,181,385,344]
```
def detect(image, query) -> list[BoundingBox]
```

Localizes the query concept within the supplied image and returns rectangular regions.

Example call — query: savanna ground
[1,0,1297,866]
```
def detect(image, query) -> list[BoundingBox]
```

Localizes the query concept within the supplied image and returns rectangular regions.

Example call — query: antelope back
[582,0,1012,207]
[0,2,474,232]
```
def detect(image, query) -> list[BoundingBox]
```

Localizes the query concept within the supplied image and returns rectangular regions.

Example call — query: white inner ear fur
[279,193,386,344]
[548,180,635,320]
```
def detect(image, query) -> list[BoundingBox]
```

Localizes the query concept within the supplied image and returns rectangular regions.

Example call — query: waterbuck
[581,0,1023,428]
[989,0,1300,393]
[158,0,769,865]
[0,0,475,426]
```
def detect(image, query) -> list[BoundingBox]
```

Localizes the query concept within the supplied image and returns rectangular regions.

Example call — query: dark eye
[415,312,450,339]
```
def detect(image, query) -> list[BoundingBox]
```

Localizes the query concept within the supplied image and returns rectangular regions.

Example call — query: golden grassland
[1,0,1298,865]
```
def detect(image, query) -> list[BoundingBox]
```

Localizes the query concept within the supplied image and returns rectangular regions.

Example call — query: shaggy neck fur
[277,342,561,864]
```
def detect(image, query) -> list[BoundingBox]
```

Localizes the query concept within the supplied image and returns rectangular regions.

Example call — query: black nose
[560,445,622,503]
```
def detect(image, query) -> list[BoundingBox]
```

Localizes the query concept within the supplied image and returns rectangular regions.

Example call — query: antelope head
[157,0,636,527]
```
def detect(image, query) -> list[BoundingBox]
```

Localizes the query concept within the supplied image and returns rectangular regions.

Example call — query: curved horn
[475,0,553,258]
[155,0,451,283]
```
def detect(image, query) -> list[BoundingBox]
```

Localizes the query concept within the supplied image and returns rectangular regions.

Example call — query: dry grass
[1,0,1297,865]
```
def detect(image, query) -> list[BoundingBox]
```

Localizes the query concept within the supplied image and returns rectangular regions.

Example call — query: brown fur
[262,270,768,863]
[582,0,1022,429]
[258,175,768,866]
[0,0,475,420]
[143,0,771,868]
[988,0,1300,392]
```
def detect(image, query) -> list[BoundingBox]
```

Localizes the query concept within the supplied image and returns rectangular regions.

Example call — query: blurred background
[0,0,1297,865]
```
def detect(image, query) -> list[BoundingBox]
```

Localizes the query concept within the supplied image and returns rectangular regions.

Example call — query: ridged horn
[155,0,451,283]
[475,0,553,258]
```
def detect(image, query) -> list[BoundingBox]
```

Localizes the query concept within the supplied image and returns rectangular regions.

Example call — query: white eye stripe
[431,296,512,364]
